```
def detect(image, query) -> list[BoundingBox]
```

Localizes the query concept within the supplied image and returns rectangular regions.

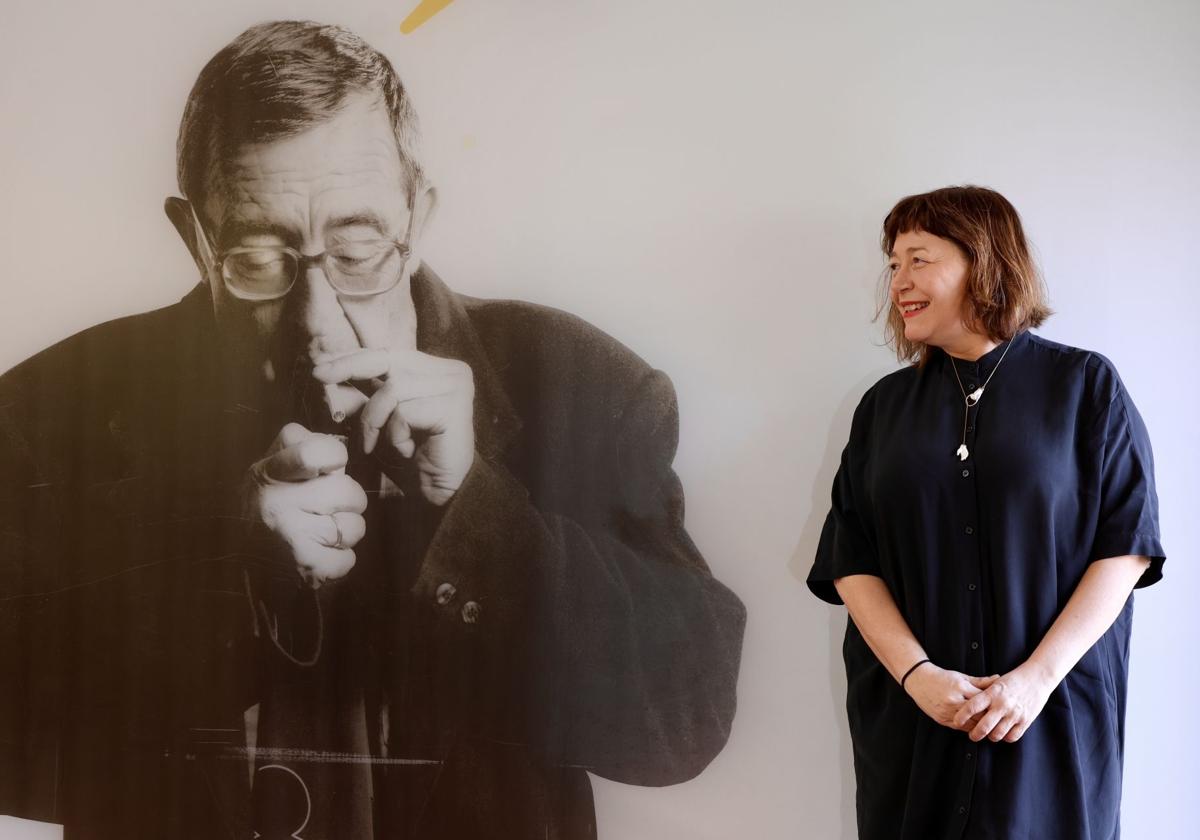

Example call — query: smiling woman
[807,185,1165,840]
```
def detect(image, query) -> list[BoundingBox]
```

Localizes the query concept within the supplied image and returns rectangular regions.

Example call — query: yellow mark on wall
[401,0,457,34]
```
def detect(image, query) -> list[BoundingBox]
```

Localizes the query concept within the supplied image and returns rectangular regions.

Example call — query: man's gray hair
[176,20,425,221]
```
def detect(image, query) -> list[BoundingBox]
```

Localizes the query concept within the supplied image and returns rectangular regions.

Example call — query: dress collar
[938,330,1030,385]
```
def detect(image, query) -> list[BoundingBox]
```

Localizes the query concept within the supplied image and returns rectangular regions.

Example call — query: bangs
[882,193,953,255]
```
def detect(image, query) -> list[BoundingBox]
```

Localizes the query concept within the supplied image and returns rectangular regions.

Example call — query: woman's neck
[937,333,1000,362]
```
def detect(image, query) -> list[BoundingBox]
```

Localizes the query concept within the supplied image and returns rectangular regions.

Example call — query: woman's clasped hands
[903,661,1056,743]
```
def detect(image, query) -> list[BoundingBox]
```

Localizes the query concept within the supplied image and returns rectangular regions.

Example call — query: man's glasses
[190,203,414,301]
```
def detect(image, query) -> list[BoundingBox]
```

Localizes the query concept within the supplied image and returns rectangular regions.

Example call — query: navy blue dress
[808,331,1165,840]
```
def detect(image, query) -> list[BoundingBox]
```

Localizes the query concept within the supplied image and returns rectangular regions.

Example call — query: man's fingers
[274,422,312,452]
[359,383,456,454]
[313,348,470,388]
[314,511,366,550]
[290,473,368,515]
[277,511,358,584]
[313,348,392,385]
[296,543,356,586]
[258,434,349,482]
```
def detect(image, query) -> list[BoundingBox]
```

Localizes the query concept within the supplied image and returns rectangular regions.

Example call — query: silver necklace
[949,336,1016,461]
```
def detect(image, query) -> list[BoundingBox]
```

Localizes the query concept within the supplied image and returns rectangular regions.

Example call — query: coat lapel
[411,265,522,460]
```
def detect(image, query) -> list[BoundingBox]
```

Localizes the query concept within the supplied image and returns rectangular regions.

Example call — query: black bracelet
[900,658,931,690]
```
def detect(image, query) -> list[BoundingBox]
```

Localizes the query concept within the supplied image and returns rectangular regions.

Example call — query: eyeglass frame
[187,199,417,301]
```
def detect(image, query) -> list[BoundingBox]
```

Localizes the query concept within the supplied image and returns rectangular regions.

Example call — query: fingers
[295,542,356,586]
[987,715,1019,743]
[966,674,1000,690]
[969,705,1007,742]
[312,347,466,386]
[276,510,362,585]
[290,473,369,515]
[1004,719,1031,743]
[359,380,462,454]
[256,434,349,482]
[953,689,994,729]
[317,511,367,550]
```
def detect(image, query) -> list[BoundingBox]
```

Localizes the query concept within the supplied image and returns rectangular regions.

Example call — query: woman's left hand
[951,661,1057,743]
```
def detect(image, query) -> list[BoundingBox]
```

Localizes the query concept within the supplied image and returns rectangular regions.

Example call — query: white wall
[2,1,1196,836]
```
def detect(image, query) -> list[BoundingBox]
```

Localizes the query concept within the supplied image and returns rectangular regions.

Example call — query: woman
[807,186,1164,839]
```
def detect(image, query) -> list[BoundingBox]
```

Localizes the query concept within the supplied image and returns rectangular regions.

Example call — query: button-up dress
[808,331,1165,840]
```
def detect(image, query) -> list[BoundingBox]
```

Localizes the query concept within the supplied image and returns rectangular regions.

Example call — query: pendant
[965,387,984,406]
[956,444,969,461]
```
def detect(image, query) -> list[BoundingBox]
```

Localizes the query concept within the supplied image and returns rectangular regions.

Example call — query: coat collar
[410,264,523,459]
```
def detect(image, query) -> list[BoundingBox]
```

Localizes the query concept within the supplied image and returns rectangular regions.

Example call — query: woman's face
[887,229,973,351]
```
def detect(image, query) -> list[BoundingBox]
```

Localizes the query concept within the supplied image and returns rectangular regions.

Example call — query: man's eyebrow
[217,218,294,248]
[326,212,391,237]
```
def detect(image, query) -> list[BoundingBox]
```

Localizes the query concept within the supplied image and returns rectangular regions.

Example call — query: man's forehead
[203,95,407,222]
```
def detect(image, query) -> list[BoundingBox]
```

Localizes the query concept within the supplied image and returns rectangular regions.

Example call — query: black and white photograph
[1,1,1196,838]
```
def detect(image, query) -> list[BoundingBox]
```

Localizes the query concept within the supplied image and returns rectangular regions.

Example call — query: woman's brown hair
[879,185,1052,365]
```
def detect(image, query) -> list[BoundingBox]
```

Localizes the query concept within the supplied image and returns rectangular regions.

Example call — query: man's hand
[313,348,475,506]
[245,423,369,587]
[904,663,998,730]
[952,662,1055,743]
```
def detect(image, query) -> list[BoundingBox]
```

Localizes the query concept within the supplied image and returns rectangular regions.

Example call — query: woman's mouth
[900,301,930,319]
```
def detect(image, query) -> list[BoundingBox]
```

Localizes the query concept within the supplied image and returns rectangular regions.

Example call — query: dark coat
[0,267,746,839]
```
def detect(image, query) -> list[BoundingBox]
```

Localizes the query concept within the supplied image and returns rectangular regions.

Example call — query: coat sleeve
[807,387,881,605]
[408,369,746,786]
[1084,369,1166,587]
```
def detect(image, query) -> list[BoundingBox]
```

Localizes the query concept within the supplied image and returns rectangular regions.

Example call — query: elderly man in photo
[0,20,745,840]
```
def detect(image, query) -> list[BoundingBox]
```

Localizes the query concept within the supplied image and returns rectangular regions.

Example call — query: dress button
[970,641,979,650]
[461,601,482,624]
[968,583,977,591]
[435,582,457,606]
[965,525,974,535]
[966,425,974,433]
[962,469,970,478]
[966,752,973,760]
[958,806,967,815]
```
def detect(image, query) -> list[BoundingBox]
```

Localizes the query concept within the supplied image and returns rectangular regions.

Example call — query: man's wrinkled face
[201,93,421,418]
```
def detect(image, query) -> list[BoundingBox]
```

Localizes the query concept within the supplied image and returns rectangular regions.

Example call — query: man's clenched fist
[244,423,369,588]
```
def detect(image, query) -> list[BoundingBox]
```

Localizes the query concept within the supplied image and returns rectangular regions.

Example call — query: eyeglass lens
[223,242,406,297]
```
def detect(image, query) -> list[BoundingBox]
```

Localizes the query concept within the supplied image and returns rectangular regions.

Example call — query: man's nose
[290,261,345,337]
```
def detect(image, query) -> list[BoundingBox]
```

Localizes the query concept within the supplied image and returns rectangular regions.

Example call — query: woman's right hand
[903,663,998,730]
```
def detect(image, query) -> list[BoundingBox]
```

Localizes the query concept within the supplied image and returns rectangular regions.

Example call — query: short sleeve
[807,389,881,605]
[1088,379,1166,588]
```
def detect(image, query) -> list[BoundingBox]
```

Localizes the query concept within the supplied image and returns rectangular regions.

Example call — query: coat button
[461,601,481,624]
[435,583,457,606]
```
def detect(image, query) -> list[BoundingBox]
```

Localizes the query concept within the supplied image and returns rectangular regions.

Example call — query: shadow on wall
[788,366,894,840]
